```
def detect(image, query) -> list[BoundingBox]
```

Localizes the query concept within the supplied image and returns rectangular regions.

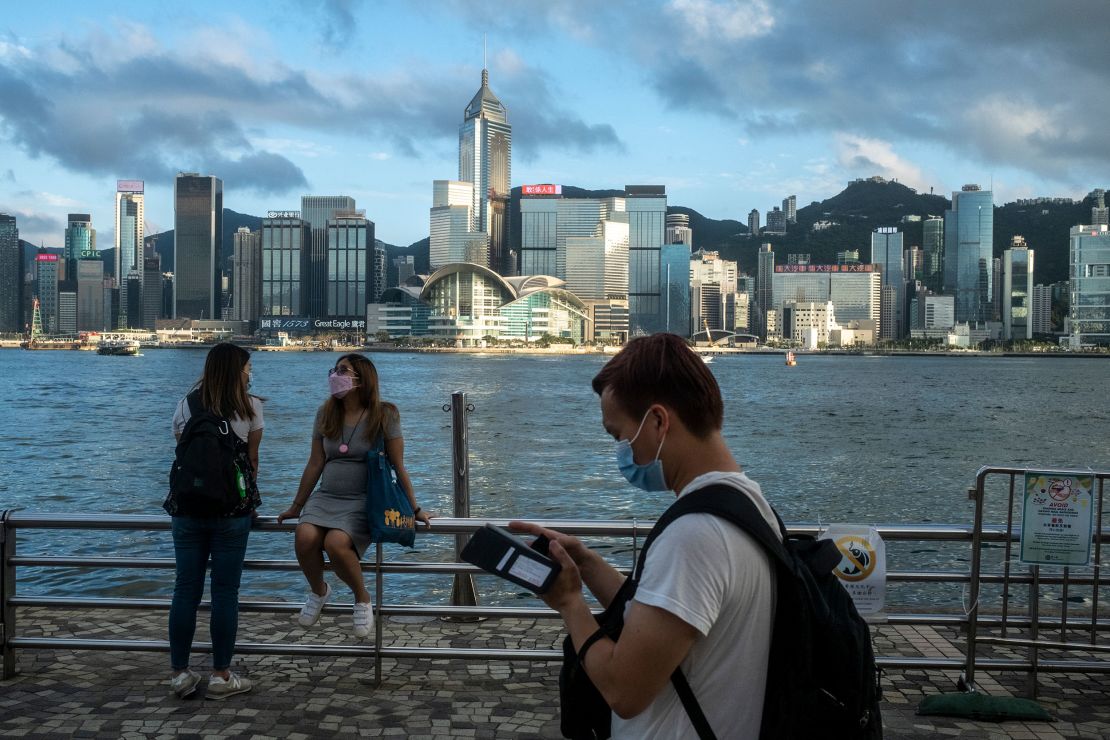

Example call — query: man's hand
[509,521,591,565]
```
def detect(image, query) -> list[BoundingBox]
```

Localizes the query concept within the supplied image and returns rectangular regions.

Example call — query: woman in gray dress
[277,353,431,637]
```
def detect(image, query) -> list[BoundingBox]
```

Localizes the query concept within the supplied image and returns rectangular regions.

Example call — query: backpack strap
[633,482,787,740]
[184,389,203,418]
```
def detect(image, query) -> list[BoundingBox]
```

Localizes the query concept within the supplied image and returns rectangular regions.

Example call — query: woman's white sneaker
[352,601,374,638]
[206,671,252,700]
[170,668,201,698]
[297,583,331,627]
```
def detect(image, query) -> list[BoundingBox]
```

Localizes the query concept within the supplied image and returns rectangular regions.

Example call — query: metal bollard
[448,391,480,615]
[1,510,16,679]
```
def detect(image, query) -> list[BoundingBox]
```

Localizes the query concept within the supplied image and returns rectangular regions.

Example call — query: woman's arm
[384,436,431,526]
[277,435,326,523]
[247,429,262,477]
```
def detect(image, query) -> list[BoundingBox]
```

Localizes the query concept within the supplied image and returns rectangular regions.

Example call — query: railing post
[449,391,479,612]
[374,542,384,687]
[961,471,987,693]
[1,510,16,679]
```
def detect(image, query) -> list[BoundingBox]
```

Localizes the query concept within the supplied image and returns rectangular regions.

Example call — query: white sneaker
[170,669,201,698]
[297,583,331,627]
[352,601,374,638]
[206,671,252,700]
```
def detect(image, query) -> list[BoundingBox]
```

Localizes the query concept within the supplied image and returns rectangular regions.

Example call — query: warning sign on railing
[820,524,886,615]
[1020,471,1095,566]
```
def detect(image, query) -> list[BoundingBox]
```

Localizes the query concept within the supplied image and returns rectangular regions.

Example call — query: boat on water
[97,339,141,356]
[785,350,797,366]
[700,354,714,364]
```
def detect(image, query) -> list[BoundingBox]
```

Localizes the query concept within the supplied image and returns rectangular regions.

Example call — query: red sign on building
[521,184,562,196]
[35,253,59,262]
[775,264,876,273]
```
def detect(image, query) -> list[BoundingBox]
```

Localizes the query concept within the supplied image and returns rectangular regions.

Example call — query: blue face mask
[615,409,669,492]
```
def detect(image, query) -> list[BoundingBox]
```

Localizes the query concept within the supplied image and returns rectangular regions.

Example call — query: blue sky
[2,0,1108,248]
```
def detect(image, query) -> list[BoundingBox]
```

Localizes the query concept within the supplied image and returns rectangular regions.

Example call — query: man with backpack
[513,333,880,739]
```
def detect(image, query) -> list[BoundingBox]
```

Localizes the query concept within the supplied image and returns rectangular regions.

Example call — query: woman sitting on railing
[278,353,431,638]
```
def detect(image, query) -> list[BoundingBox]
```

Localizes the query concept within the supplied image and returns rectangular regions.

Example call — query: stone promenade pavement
[1,607,1108,739]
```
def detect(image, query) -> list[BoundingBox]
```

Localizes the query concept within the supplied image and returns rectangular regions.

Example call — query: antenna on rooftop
[483,34,487,70]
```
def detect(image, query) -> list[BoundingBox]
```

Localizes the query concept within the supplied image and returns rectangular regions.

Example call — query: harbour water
[1,349,1107,606]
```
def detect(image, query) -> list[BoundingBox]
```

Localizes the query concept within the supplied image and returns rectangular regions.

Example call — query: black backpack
[559,484,883,740]
[165,390,255,518]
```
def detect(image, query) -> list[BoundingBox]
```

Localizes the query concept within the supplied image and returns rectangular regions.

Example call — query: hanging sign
[820,524,886,615]
[1020,472,1095,566]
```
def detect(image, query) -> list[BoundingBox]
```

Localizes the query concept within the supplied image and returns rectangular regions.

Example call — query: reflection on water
[2,349,1108,607]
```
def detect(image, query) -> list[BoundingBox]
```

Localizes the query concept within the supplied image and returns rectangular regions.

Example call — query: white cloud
[667,0,774,42]
[834,134,927,190]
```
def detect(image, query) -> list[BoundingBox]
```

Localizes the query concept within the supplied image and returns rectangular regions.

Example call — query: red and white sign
[35,253,59,262]
[776,264,875,273]
[521,184,562,196]
[116,179,145,193]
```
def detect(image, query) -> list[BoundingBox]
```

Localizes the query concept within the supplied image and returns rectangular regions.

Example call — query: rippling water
[2,349,1107,607]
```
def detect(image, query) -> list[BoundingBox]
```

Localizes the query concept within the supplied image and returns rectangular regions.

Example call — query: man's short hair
[591,333,723,438]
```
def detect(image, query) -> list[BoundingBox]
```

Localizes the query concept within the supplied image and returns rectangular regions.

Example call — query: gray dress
[299,404,403,557]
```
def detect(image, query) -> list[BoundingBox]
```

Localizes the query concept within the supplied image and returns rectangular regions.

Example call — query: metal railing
[963,466,1110,697]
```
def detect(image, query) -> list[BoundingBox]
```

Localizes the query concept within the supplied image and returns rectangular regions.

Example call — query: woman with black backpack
[165,342,263,700]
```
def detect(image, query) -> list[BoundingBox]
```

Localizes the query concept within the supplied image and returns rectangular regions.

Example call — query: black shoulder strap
[636,483,788,740]
[185,389,203,418]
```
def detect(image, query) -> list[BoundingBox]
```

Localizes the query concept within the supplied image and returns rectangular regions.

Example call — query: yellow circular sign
[834,536,877,582]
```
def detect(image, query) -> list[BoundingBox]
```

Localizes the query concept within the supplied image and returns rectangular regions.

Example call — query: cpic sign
[820,524,886,615]
[1020,471,1095,566]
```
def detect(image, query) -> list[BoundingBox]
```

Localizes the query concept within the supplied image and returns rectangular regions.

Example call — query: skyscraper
[63,213,95,281]
[114,180,145,327]
[1068,224,1110,347]
[765,207,787,235]
[326,210,375,319]
[665,213,693,247]
[77,258,105,331]
[871,227,905,339]
[923,217,944,292]
[782,195,797,224]
[1002,236,1034,341]
[660,244,691,336]
[230,227,261,328]
[0,214,20,332]
[173,173,223,320]
[459,68,512,274]
[33,252,59,334]
[1092,189,1108,228]
[747,208,760,236]
[625,185,667,335]
[142,255,161,329]
[944,185,993,324]
[429,181,484,268]
[394,255,415,287]
[756,244,774,338]
[261,213,309,317]
[301,195,356,317]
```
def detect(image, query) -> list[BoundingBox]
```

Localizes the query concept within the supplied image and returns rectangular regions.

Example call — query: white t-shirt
[612,471,778,740]
[172,394,265,443]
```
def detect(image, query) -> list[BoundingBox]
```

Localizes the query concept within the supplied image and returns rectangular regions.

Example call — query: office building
[690,249,739,333]
[230,227,261,328]
[756,244,774,337]
[394,255,415,287]
[923,217,944,292]
[725,290,750,333]
[747,208,760,236]
[174,173,223,320]
[772,265,882,332]
[665,213,692,247]
[372,243,387,303]
[924,295,955,329]
[326,210,375,320]
[782,195,797,224]
[63,213,95,281]
[459,68,512,274]
[991,257,1003,322]
[782,301,835,347]
[1068,224,1110,346]
[1031,284,1053,335]
[261,213,309,317]
[301,195,357,317]
[142,255,161,329]
[871,227,904,339]
[837,249,860,265]
[765,206,787,235]
[114,181,144,326]
[1092,189,1108,228]
[565,219,630,344]
[58,282,77,334]
[904,247,924,283]
[33,252,59,333]
[944,184,993,323]
[430,180,485,268]
[1002,237,1034,341]
[660,244,691,336]
[520,194,624,279]
[77,257,105,331]
[0,214,20,332]
[626,185,667,335]
[787,253,811,266]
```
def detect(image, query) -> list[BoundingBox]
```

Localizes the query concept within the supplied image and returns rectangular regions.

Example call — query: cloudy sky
[2,0,1108,248]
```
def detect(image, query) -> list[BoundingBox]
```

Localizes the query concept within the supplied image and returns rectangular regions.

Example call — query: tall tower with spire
[459,67,513,274]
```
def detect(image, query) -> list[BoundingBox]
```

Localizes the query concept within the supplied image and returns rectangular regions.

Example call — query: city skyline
[2,1,1110,249]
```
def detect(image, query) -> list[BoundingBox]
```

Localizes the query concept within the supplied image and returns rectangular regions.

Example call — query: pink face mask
[328,373,356,398]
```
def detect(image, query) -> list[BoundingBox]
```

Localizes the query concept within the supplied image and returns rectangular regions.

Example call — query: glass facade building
[1002,243,1034,341]
[301,195,356,317]
[114,182,144,327]
[0,214,20,332]
[231,228,261,327]
[923,217,944,292]
[64,213,95,281]
[33,252,59,334]
[459,70,512,275]
[660,244,691,336]
[870,227,904,339]
[1069,225,1110,346]
[626,186,666,336]
[944,185,993,323]
[173,174,223,320]
[326,212,374,319]
[261,215,308,316]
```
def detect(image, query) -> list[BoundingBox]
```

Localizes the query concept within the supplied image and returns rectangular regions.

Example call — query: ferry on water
[96,339,141,356]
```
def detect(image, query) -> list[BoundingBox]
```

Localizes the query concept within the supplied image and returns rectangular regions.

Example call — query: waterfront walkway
[2,608,1108,738]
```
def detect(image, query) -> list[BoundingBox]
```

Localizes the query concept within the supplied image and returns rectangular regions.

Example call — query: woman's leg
[168,517,210,672]
[322,529,371,603]
[208,515,252,673]
[294,523,328,595]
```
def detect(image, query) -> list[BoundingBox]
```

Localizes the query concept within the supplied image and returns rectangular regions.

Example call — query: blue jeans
[169,515,251,671]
